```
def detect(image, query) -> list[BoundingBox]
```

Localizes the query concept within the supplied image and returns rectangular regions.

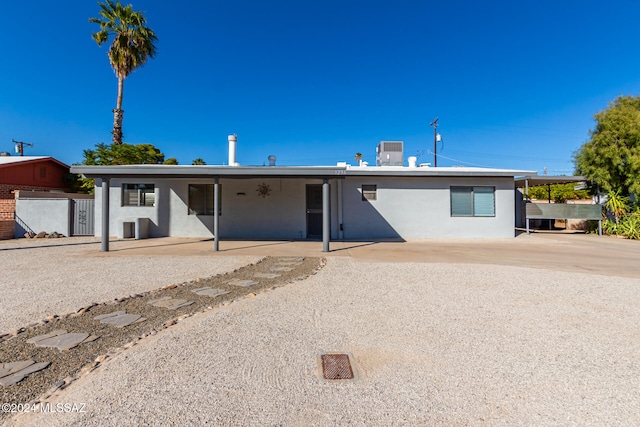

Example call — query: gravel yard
[6,246,640,426]
[0,237,260,334]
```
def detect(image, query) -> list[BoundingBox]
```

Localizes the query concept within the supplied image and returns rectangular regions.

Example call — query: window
[188,184,221,215]
[361,184,377,201]
[122,184,155,207]
[450,186,495,217]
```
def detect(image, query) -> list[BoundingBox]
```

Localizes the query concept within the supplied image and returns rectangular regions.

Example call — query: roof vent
[268,155,276,166]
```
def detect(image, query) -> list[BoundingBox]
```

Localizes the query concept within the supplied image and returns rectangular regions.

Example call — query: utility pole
[429,118,439,167]
[12,139,34,156]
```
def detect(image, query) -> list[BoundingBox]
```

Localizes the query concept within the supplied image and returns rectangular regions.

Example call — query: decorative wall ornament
[256,182,272,198]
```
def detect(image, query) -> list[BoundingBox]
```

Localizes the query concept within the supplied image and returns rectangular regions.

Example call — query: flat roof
[71,164,535,179]
[515,175,588,187]
[71,165,348,179]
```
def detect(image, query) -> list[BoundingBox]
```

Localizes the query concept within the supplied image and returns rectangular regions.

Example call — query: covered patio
[71,165,347,252]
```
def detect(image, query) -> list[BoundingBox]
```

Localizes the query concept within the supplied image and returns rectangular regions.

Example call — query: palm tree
[90,1,157,145]
[192,158,207,165]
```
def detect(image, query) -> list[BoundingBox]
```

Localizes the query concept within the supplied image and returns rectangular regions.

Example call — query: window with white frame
[122,184,155,207]
[188,184,221,215]
[361,184,377,201]
[450,186,495,217]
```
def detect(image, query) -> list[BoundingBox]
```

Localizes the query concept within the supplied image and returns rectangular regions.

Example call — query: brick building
[0,156,70,239]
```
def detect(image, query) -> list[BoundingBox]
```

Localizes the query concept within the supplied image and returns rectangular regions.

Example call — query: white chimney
[228,134,237,166]
[268,155,276,166]
[408,156,417,168]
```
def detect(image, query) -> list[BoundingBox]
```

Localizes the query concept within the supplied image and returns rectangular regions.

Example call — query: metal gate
[72,199,95,236]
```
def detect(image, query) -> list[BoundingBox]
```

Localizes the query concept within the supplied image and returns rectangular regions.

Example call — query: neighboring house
[0,156,70,198]
[72,163,533,251]
[0,156,71,240]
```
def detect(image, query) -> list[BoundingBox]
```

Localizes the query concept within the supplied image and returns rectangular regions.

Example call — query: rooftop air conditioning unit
[376,141,404,166]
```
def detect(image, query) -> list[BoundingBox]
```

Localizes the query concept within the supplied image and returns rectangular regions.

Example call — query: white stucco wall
[15,198,71,236]
[340,176,515,239]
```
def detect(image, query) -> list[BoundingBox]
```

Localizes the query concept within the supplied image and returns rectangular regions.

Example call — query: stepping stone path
[226,279,259,287]
[147,297,194,310]
[253,273,281,279]
[26,330,99,351]
[94,311,146,328]
[0,360,51,386]
[192,287,230,298]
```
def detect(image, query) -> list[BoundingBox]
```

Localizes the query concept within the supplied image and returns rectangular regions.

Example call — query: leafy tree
[574,95,640,196]
[83,142,165,165]
[163,157,179,165]
[79,142,167,192]
[526,183,590,203]
[90,1,158,145]
[191,158,206,165]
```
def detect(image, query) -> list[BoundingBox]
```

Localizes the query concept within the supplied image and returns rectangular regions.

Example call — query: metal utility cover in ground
[320,353,355,380]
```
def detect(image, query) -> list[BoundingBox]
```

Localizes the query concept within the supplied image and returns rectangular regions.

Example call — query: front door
[306,185,323,237]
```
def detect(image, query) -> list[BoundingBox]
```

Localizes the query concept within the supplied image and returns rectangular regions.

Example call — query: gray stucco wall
[341,176,515,239]
[95,177,340,239]
[15,199,71,237]
[94,175,515,240]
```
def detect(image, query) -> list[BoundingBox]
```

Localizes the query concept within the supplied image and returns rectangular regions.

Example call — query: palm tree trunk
[112,77,125,145]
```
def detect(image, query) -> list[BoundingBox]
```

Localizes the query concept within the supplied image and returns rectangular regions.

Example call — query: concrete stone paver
[0,360,51,386]
[147,297,194,310]
[191,287,230,298]
[226,279,259,287]
[269,266,293,272]
[26,330,98,351]
[253,273,281,279]
[94,311,146,328]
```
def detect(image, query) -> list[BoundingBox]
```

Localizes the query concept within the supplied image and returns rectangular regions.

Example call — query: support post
[526,217,530,235]
[101,177,110,252]
[214,177,219,251]
[322,179,330,252]
[598,219,602,236]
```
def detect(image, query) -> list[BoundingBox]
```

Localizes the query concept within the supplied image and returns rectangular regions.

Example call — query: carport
[71,165,347,253]
[515,175,602,235]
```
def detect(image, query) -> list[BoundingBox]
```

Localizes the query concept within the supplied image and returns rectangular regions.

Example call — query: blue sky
[1,1,639,174]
